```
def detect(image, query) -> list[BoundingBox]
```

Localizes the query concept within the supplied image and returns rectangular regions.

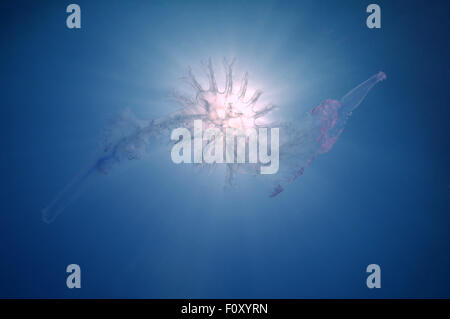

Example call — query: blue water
[1,0,449,298]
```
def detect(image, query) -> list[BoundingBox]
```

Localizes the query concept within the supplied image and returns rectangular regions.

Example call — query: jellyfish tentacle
[202,57,217,92]
[246,90,263,106]
[238,72,248,100]
[170,90,195,108]
[254,103,277,119]
[223,57,236,96]
[184,66,204,93]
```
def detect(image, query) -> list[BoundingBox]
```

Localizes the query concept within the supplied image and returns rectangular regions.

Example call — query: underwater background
[1,0,449,298]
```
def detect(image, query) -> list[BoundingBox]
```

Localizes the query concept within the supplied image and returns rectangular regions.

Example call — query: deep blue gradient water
[1,0,449,298]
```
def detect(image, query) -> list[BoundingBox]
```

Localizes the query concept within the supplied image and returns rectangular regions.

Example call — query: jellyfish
[42,58,386,223]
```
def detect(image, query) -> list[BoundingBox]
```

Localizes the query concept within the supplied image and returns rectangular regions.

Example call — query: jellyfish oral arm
[42,166,96,223]
[339,71,386,116]
[269,71,386,197]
